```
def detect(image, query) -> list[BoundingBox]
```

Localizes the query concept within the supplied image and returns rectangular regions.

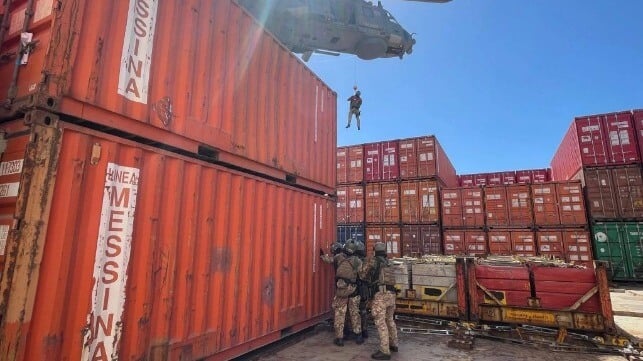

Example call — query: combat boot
[390,345,398,352]
[355,333,364,344]
[371,350,391,360]
[333,338,344,347]
[362,329,368,339]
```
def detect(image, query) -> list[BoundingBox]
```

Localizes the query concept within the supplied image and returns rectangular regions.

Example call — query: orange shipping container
[365,183,383,223]
[485,186,509,227]
[463,230,488,256]
[443,230,465,255]
[336,185,364,224]
[366,226,401,258]
[507,184,533,226]
[536,230,565,259]
[532,183,561,226]
[416,136,458,187]
[0,0,337,193]
[488,230,512,255]
[562,229,593,267]
[400,181,420,223]
[419,180,440,224]
[556,181,588,225]
[399,138,419,179]
[462,187,484,227]
[366,183,399,224]
[337,145,364,185]
[510,230,537,257]
[0,117,335,361]
[441,188,463,227]
[337,186,349,223]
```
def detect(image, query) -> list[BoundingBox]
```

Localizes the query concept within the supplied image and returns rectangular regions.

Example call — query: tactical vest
[335,256,359,298]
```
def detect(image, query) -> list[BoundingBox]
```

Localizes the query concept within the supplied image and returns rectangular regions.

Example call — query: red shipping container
[419,180,440,224]
[417,136,458,187]
[347,145,364,184]
[337,186,349,223]
[634,109,643,162]
[400,181,420,223]
[536,230,564,259]
[399,138,419,179]
[485,186,509,227]
[443,230,465,255]
[557,180,588,226]
[401,225,442,257]
[462,187,485,227]
[473,173,488,186]
[366,226,401,258]
[365,183,383,223]
[532,168,550,183]
[611,166,643,219]
[348,185,365,223]
[531,266,601,313]
[532,183,561,226]
[0,119,335,361]
[561,229,593,266]
[507,184,533,226]
[603,111,640,165]
[516,170,534,184]
[364,141,400,182]
[486,171,516,186]
[488,230,512,255]
[472,264,531,308]
[441,188,463,227]
[0,0,337,193]
[511,231,537,257]
[581,168,619,219]
[464,230,488,256]
[382,182,400,223]
[337,147,350,184]
[459,174,475,187]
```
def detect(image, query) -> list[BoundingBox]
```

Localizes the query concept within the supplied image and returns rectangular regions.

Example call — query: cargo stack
[337,136,457,258]
[551,110,643,281]
[0,1,337,360]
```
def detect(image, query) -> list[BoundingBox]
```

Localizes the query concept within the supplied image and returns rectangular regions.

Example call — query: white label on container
[337,151,346,157]
[582,125,600,132]
[0,224,9,256]
[404,189,416,195]
[0,159,23,176]
[0,182,20,198]
[118,0,159,104]
[82,163,139,361]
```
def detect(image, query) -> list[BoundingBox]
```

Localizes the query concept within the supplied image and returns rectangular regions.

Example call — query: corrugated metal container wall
[575,115,610,167]
[603,111,640,165]
[400,181,420,224]
[484,186,509,227]
[0,0,337,192]
[459,174,474,187]
[582,168,619,219]
[487,230,512,255]
[473,173,488,186]
[532,183,560,226]
[536,230,565,259]
[399,138,418,179]
[487,172,516,186]
[365,183,383,223]
[511,231,536,257]
[611,166,643,219]
[382,182,400,223]
[592,222,643,281]
[463,230,487,256]
[337,147,349,184]
[507,184,533,226]
[441,188,463,228]
[550,122,582,181]
[562,229,593,266]
[337,185,364,224]
[348,145,364,184]
[556,181,587,226]
[532,169,550,183]
[401,225,441,257]
[417,136,458,187]
[443,230,465,255]
[516,170,534,184]
[0,121,335,361]
[337,186,349,223]
[462,187,484,227]
[364,141,399,182]
[419,180,440,224]
[634,110,643,162]
[365,226,401,258]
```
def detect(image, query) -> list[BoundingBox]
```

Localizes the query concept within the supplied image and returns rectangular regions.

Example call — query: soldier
[320,240,364,346]
[343,240,369,340]
[359,242,399,360]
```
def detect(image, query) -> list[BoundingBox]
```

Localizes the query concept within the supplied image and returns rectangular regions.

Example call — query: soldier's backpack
[375,256,396,287]
[335,256,359,297]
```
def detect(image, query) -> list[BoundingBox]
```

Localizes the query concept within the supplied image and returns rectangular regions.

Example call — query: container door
[621,223,643,280]
[592,223,628,280]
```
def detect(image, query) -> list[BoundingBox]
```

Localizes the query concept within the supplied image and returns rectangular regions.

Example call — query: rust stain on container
[0,0,337,191]
[0,120,334,360]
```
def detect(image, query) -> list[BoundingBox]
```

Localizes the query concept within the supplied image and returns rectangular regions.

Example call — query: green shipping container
[592,222,643,281]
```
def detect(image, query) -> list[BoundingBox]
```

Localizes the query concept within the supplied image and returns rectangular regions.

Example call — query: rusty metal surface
[0,120,335,360]
[1,0,337,190]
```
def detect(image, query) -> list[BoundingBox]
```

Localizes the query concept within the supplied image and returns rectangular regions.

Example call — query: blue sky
[304,0,643,174]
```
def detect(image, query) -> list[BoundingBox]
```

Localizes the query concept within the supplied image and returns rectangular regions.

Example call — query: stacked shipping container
[336,136,457,257]
[551,110,643,281]
[0,1,337,360]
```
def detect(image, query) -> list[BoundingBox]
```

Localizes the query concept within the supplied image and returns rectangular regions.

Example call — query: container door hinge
[91,143,102,165]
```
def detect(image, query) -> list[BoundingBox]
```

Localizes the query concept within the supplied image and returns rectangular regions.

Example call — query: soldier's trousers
[371,290,398,354]
[332,294,361,338]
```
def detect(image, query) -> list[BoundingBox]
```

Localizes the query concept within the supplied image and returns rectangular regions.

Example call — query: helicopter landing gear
[356,37,387,60]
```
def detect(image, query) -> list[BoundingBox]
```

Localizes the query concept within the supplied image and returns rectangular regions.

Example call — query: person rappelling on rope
[346,86,362,130]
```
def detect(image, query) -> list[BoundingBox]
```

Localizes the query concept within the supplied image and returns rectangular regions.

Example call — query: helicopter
[235,0,452,61]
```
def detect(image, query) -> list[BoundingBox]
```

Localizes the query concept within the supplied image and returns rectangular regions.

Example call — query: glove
[319,248,325,257]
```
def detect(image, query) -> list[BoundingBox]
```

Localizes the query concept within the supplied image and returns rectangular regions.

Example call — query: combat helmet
[344,239,358,255]
[355,241,366,257]
[373,242,386,254]
[330,241,344,255]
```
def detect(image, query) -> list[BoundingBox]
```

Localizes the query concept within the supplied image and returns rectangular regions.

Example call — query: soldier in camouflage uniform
[359,242,398,360]
[320,240,364,346]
